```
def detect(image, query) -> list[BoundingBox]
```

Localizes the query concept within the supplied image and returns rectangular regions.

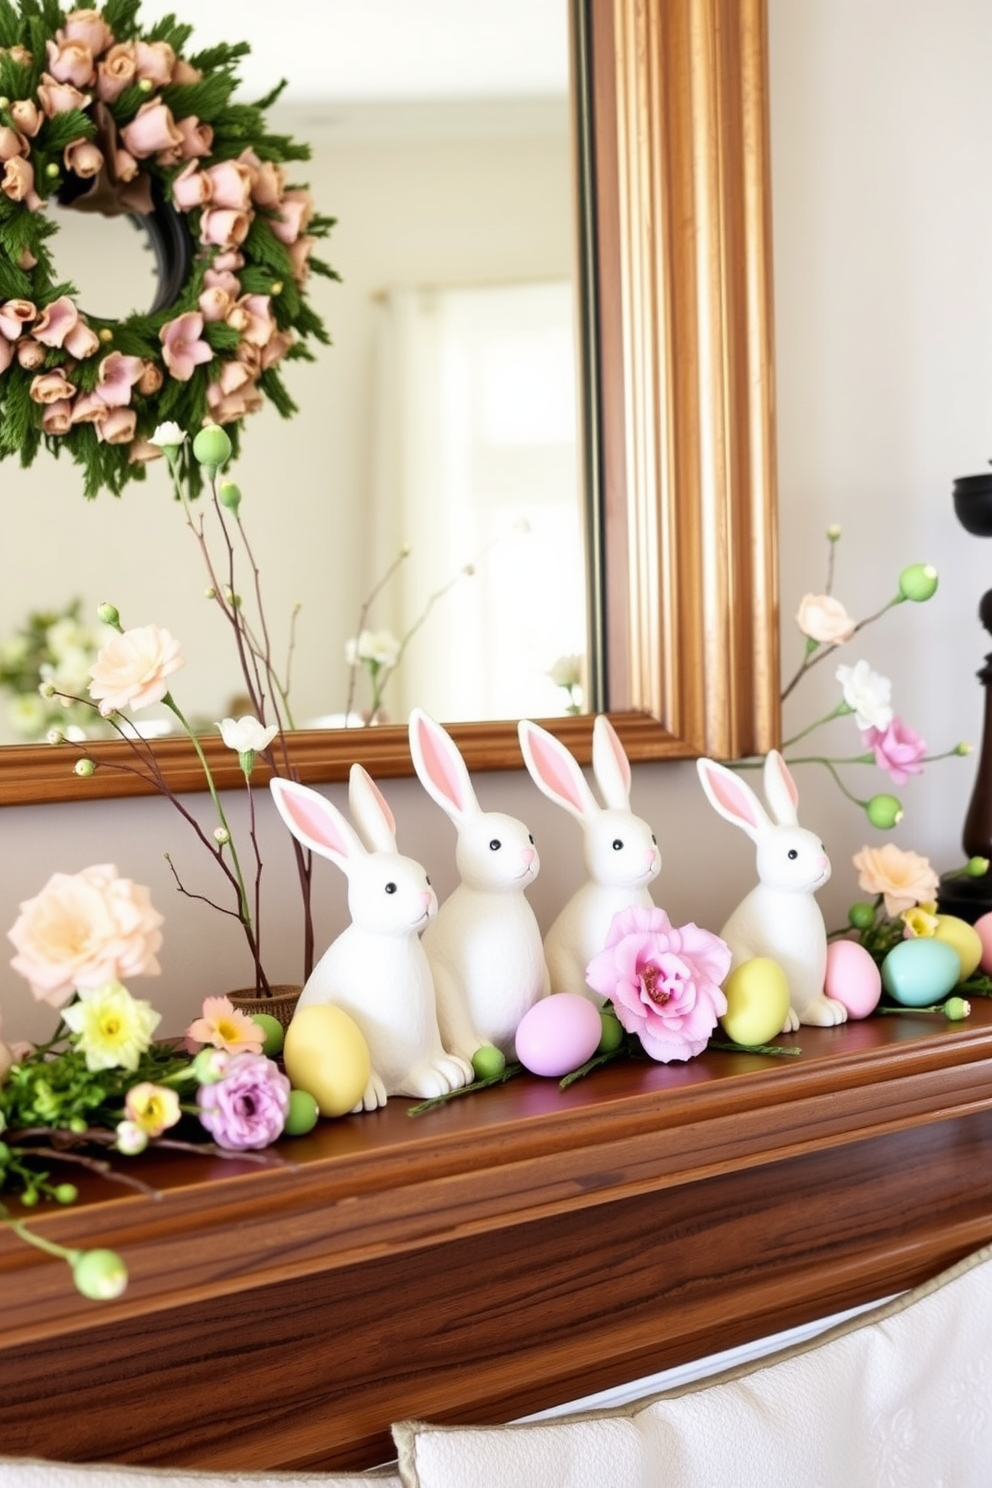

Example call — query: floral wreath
[0,0,336,496]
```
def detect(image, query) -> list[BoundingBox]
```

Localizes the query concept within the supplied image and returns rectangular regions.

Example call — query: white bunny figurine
[695,749,846,1032]
[269,769,473,1109]
[408,708,550,1062]
[517,715,661,1002]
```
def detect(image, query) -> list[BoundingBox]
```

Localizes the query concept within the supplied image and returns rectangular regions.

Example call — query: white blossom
[836,659,893,731]
[217,716,278,754]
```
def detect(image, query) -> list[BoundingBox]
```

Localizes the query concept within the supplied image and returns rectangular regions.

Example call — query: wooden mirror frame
[0,0,778,809]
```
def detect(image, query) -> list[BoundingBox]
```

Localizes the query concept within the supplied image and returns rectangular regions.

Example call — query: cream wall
[4,1,992,1044]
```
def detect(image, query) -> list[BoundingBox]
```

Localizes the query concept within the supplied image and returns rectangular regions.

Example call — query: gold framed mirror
[0,0,778,809]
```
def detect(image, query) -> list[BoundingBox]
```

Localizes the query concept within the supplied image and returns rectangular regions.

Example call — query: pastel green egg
[251,1012,285,1058]
[932,915,983,983]
[472,1044,507,1080]
[881,937,961,1007]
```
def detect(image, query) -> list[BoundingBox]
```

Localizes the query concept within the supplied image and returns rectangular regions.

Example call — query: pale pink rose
[234,341,261,376]
[136,359,163,395]
[860,717,927,787]
[64,318,100,359]
[46,36,95,88]
[15,338,46,370]
[37,71,90,117]
[114,147,138,183]
[63,9,115,57]
[203,267,240,296]
[29,370,76,404]
[64,138,103,177]
[121,100,182,159]
[128,436,163,463]
[41,398,74,435]
[260,329,293,370]
[33,295,79,348]
[586,905,731,1063]
[8,863,164,1008]
[245,157,284,208]
[69,389,108,424]
[287,234,315,284]
[171,160,211,210]
[176,114,213,159]
[269,188,313,246]
[795,593,857,645]
[199,206,251,249]
[853,843,940,917]
[205,159,253,211]
[0,298,36,339]
[96,406,137,444]
[171,58,202,84]
[8,99,41,137]
[232,293,274,348]
[89,623,185,715]
[199,286,232,322]
[134,39,175,86]
[211,251,245,272]
[2,155,41,208]
[0,125,28,160]
[159,310,213,381]
[96,41,136,103]
[214,358,252,397]
[96,350,144,407]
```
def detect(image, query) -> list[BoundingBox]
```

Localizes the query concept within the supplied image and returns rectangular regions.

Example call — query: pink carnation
[8,863,164,1008]
[586,905,730,1063]
[197,1052,290,1150]
[860,717,927,787]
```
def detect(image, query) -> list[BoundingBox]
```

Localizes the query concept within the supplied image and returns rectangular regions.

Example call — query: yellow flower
[61,980,161,1071]
[185,995,264,1054]
[901,904,939,938]
[123,1081,181,1137]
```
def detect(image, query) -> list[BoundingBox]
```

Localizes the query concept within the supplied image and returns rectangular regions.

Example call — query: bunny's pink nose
[521,847,536,868]
[421,891,435,914]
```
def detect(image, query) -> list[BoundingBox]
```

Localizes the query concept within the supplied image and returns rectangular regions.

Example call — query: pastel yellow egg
[283,1004,371,1118]
[720,957,791,1046]
[932,915,983,983]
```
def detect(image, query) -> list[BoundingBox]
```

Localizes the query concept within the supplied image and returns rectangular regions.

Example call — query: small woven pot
[227,984,301,1030]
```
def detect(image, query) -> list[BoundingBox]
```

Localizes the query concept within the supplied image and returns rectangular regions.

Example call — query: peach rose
[121,99,182,159]
[199,286,232,322]
[96,40,135,103]
[16,338,46,370]
[69,389,108,425]
[171,160,211,211]
[33,295,79,348]
[852,843,940,917]
[287,234,315,284]
[64,318,100,359]
[0,125,28,160]
[0,337,12,375]
[2,155,40,208]
[0,298,36,339]
[46,36,95,89]
[64,137,103,177]
[30,370,76,404]
[247,158,284,208]
[37,71,90,117]
[8,862,164,1008]
[176,115,213,159]
[8,99,41,137]
[128,436,164,463]
[114,147,139,183]
[89,623,185,716]
[41,398,74,435]
[205,159,253,211]
[97,406,137,444]
[203,267,241,297]
[269,189,313,246]
[172,58,202,85]
[134,38,175,86]
[199,206,251,250]
[795,593,857,646]
[63,9,115,57]
[261,329,293,371]
[136,359,163,395]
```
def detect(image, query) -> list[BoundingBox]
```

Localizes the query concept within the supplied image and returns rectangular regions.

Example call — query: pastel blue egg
[881,937,961,1007]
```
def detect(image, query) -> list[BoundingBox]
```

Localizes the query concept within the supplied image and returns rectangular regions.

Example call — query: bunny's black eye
[385,882,397,894]
[651,834,658,846]
[489,839,502,851]
[528,833,535,845]
[787,849,798,860]
[612,839,624,851]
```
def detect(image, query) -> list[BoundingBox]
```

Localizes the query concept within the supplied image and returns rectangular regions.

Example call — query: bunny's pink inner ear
[363,770,396,837]
[524,729,587,813]
[776,754,800,811]
[414,715,471,814]
[597,716,631,792]
[281,790,353,858]
[703,766,764,830]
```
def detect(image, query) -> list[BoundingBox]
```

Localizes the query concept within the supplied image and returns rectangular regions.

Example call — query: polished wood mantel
[3,1001,992,1472]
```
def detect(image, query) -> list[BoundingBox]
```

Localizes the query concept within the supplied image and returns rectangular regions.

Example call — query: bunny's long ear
[270,778,366,872]
[762,749,800,826]
[348,763,398,853]
[695,757,772,843]
[591,714,632,810]
[409,708,481,825]
[517,718,599,823]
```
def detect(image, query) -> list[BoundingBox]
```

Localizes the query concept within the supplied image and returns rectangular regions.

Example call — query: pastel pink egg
[973,910,992,975]
[515,993,604,1078]
[823,937,882,1019]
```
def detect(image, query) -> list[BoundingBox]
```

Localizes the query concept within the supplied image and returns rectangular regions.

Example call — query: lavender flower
[196,1051,290,1150]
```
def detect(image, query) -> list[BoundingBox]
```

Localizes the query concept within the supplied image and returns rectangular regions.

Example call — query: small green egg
[283,1089,319,1136]
[472,1044,507,1080]
[596,1008,625,1054]
[252,1012,285,1058]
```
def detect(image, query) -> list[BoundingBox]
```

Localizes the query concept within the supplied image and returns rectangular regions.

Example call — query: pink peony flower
[853,843,940,917]
[121,99,182,159]
[586,905,731,1062]
[88,623,185,715]
[159,310,213,381]
[860,717,927,787]
[186,995,265,1055]
[196,1051,290,1150]
[8,863,164,1008]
